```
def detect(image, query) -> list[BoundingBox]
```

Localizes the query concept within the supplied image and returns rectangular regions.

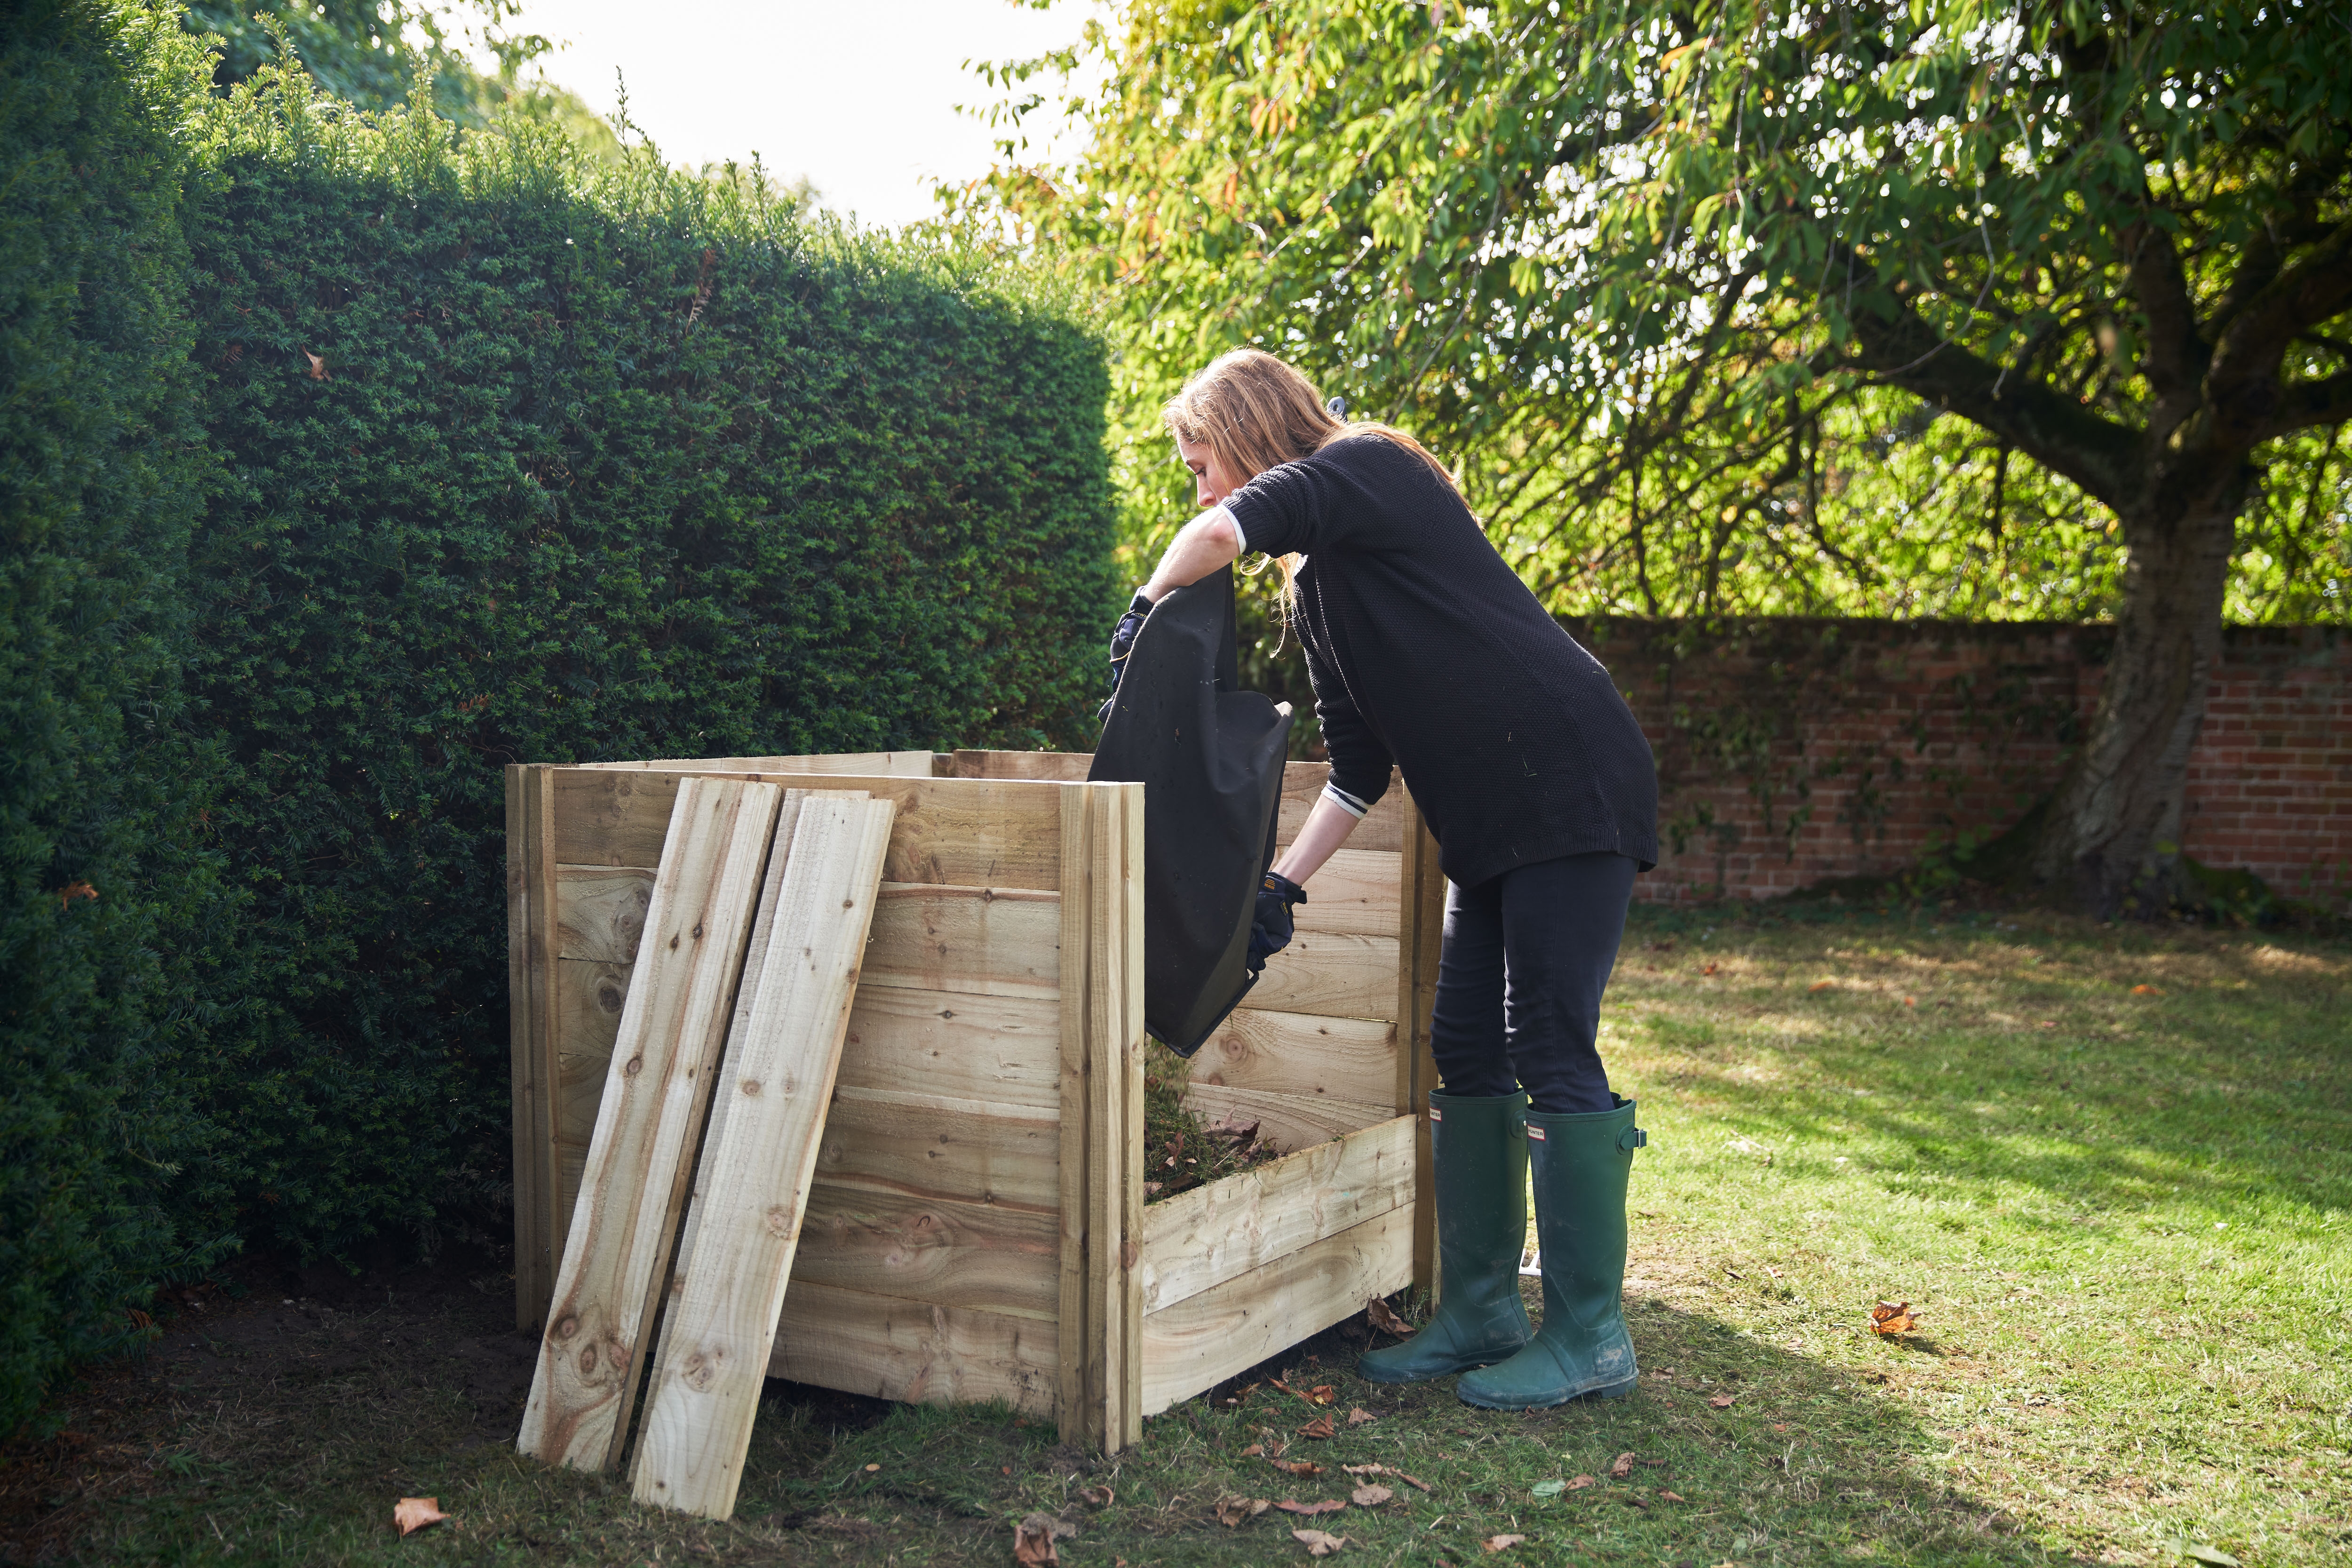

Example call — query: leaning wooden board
[632,792,896,1519]
[516,777,780,1472]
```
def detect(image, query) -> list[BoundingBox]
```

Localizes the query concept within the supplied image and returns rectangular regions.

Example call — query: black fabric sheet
[1088,569,1292,1057]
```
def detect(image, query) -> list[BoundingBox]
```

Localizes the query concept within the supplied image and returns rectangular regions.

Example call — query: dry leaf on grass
[1241,1442,1264,1457]
[1013,1512,1076,1566]
[1870,1300,1921,1334]
[2131,984,2163,996]
[1293,1528,1349,1556]
[1079,1485,1115,1507]
[1346,1407,1377,1425]
[1277,1498,1346,1517]
[1609,1452,1637,1479]
[1483,1534,1527,1552]
[1365,1297,1413,1337]
[1297,1415,1335,1440]
[1807,980,1834,992]
[1701,961,1719,975]
[1341,1463,1430,1492]
[393,1497,447,1537]
[1565,1473,1597,1489]
[1305,1384,1337,1406]
[1708,1393,1736,1408]
[1271,1458,1324,1477]
[1214,1496,1270,1527]
[1350,1484,1394,1507]
[1660,1489,1688,1503]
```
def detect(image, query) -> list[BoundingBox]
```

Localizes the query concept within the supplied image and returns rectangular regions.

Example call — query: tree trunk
[2031,486,2244,915]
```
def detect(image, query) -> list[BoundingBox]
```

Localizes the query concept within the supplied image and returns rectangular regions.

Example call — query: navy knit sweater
[1224,434,1658,888]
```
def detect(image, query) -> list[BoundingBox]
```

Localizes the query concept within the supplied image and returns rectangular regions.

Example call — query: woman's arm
[1271,793,1362,887]
[1140,505,1242,601]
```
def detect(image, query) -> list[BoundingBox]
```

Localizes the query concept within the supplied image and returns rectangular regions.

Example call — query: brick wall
[1562,620,2352,910]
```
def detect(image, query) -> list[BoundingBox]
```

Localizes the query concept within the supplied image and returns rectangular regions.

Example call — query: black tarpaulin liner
[1088,568,1292,1057]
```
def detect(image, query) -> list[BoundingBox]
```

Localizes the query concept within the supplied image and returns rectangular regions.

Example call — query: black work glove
[1246,870,1308,975]
[1106,591,1153,695]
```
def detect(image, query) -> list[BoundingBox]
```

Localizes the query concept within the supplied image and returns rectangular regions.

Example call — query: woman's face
[1176,432,1244,509]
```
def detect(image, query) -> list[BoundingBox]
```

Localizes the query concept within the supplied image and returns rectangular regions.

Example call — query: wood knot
[578,1343,597,1374]
[764,1202,795,1237]
[624,1055,644,1076]
[692,921,704,939]
[552,1315,578,1341]
[740,1078,762,1096]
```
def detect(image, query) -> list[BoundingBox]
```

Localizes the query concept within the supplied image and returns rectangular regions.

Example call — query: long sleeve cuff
[1321,781,1371,818]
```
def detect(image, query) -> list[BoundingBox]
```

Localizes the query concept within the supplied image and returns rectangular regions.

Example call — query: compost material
[1089,568,1292,1056]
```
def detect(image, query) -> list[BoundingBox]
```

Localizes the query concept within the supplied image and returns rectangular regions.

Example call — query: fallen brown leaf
[1365,1297,1413,1337]
[1807,979,1834,992]
[1271,1459,1324,1477]
[1292,1528,1349,1556]
[1564,1474,1597,1490]
[1241,1443,1265,1457]
[1870,1300,1920,1335]
[1277,1498,1346,1517]
[1079,1485,1115,1508]
[1213,1495,1270,1527]
[1304,1384,1336,1406]
[1609,1452,1637,1479]
[303,350,328,381]
[1297,1415,1335,1440]
[1349,1484,1394,1507]
[1702,961,1718,975]
[1620,1493,1651,1510]
[393,1497,446,1537]
[1660,1489,1687,1503]
[1013,1512,1075,1566]
[1708,1393,1736,1409]
[1339,1462,1430,1493]
[1483,1534,1527,1553]
[1346,1407,1376,1425]
[2131,984,2162,996]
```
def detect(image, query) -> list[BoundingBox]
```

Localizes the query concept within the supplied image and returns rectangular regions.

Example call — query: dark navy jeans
[1428,851,1637,1114]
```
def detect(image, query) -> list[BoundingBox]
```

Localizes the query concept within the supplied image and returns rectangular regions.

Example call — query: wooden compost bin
[509,749,1442,1452]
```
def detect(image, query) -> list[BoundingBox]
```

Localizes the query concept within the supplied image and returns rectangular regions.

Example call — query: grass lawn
[4,906,2345,1566]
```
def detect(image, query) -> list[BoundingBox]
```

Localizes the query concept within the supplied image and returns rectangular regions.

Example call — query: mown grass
[8,907,2347,1566]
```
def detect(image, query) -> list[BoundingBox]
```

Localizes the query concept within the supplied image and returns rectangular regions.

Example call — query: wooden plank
[508,765,550,1331]
[1277,763,1405,853]
[1138,1114,1415,1314]
[861,883,1061,999]
[1292,848,1403,938]
[1187,1008,1396,1106]
[791,1186,1058,1321]
[580,752,935,776]
[1082,786,1125,1454]
[812,1088,1060,1212]
[632,794,895,1520]
[953,749,1094,780]
[554,959,629,1151]
[1241,931,1400,1022]
[550,769,1061,890]
[1181,1082,1393,1156]
[1054,787,1091,1442]
[1139,1204,1415,1417]
[1114,782,1146,1453]
[556,866,655,963]
[1401,808,1446,1296]
[835,987,1063,1112]
[766,1281,1057,1417]
[516,777,780,1473]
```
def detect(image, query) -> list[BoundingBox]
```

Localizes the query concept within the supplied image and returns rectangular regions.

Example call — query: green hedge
[0,19,1117,1428]
[0,1,228,1433]
[173,65,1117,1262]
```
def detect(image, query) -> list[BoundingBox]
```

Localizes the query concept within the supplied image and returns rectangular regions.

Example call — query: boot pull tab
[1617,1126,1647,1154]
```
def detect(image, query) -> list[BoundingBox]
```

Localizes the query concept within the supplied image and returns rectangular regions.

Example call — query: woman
[1129,349,1658,1410]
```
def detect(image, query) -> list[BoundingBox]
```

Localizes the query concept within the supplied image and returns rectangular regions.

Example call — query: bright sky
[508,0,1098,230]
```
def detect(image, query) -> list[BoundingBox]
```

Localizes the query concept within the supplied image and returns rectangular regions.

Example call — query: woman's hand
[1140,505,1242,602]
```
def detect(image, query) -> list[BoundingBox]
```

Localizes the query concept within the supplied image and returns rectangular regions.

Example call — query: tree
[969,0,2351,914]
[182,0,560,127]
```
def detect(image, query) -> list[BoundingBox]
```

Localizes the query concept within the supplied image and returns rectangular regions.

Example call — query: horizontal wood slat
[580,752,936,776]
[792,1186,1059,1321]
[861,883,1060,999]
[554,959,630,1152]
[1138,1114,1415,1314]
[550,771,1062,889]
[813,1088,1059,1212]
[1139,1204,1415,1416]
[768,1281,1058,1417]
[835,988,1063,1112]
[1181,1082,1394,1157]
[1240,931,1400,1022]
[1292,849,1403,938]
[952,750,1095,781]
[1186,1008,1396,1106]
[556,867,655,964]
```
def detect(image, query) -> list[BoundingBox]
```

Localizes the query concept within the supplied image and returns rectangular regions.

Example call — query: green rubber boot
[1455,1095,1645,1409]
[1358,1090,1532,1384]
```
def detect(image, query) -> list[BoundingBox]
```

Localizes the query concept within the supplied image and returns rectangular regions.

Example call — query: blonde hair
[1162,349,1462,613]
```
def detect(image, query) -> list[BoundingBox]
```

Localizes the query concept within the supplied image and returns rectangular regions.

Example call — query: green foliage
[0,0,230,1435]
[182,0,551,125]
[965,0,2350,623]
[171,54,1118,1260]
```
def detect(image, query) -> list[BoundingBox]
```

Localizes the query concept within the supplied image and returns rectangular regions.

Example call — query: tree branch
[2256,369,2352,443]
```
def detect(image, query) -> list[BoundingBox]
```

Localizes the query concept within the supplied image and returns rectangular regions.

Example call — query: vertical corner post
[1112,782,1145,1452]
[1054,787,1092,1444]
[509,764,560,1331]
[1397,804,1445,1300]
